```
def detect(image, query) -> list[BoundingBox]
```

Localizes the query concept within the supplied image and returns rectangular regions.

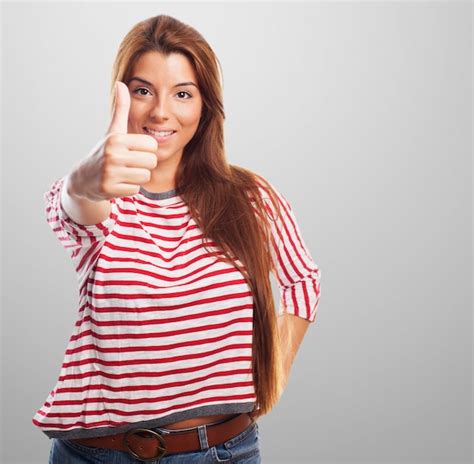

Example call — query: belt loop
[197,424,209,450]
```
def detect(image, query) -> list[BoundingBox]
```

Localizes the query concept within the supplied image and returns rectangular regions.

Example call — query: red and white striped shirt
[32,174,321,439]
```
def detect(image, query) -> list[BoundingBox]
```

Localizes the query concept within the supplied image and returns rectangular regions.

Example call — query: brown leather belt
[69,412,253,462]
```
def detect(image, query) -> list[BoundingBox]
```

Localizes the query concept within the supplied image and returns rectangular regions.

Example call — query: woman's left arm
[255,176,322,388]
[277,312,311,389]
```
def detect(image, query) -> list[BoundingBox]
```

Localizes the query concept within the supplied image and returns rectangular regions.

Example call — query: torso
[160,413,238,430]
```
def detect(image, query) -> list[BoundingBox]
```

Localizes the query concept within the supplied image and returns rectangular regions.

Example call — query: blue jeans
[49,420,261,463]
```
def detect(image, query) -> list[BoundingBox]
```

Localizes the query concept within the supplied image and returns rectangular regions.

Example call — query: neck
[141,153,180,193]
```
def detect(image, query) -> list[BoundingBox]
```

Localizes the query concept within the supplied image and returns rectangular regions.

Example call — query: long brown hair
[109,14,286,421]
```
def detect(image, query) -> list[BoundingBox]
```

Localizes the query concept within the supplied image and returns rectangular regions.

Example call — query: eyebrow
[128,76,198,89]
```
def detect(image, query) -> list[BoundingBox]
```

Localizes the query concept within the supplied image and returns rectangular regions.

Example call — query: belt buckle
[123,428,167,462]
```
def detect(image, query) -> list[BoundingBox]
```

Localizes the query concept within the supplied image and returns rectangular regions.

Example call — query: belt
[70,412,254,462]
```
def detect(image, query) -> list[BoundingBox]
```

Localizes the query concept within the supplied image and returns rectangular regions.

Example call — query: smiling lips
[144,126,177,143]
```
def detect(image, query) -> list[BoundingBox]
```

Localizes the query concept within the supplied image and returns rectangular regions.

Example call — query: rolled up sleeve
[257,178,321,323]
[44,175,119,270]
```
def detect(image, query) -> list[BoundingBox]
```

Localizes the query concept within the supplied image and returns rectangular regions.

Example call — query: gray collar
[139,186,178,200]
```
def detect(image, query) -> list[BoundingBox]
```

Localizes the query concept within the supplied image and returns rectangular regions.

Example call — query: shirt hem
[40,402,257,440]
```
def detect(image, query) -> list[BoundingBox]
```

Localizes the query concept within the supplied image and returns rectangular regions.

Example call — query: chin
[157,149,182,161]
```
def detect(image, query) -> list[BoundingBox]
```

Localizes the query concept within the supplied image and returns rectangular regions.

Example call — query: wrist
[65,168,84,200]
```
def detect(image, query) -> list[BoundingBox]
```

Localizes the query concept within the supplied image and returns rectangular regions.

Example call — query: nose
[149,94,171,121]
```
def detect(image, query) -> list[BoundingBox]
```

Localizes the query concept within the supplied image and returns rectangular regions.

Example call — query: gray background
[1,1,472,463]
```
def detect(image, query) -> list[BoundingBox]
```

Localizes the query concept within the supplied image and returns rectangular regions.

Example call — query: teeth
[146,128,174,137]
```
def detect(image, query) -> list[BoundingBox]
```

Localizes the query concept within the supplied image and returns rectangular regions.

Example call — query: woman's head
[126,51,203,165]
[110,14,225,170]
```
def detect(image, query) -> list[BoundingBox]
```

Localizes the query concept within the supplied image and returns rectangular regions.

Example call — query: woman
[34,14,321,463]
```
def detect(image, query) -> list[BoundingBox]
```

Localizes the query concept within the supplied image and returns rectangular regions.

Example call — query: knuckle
[132,185,141,196]
[98,175,110,192]
[104,133,116,147]
[105,133,124,151]
[107,132,121,143]
[103,150,119,166]
[101,168,115,190]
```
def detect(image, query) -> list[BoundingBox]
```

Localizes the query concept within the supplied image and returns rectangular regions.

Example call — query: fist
[70,81,159,202]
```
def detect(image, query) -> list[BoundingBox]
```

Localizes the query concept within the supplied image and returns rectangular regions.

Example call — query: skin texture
[126,51,203,193]
[277,313,311,391]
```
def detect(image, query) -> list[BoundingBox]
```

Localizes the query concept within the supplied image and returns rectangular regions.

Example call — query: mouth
[144,127,177,143]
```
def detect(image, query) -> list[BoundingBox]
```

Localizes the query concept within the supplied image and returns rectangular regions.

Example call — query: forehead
[130,51,197,82]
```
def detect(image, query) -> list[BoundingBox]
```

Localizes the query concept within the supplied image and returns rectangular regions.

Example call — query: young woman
[33,14,322,463]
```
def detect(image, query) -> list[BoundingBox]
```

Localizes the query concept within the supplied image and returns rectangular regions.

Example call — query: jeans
[49,420,261,463]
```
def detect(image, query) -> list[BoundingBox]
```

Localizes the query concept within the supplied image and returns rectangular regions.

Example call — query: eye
[132,87,193,99]
[176,90,192,99]
[133,87,151,96]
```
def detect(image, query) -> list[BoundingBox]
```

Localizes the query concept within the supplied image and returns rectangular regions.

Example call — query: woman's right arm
[61,169,112,226]
[59,81,159,227]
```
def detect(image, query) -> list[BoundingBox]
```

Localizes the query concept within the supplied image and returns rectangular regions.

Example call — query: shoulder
[252,171,291,210]
[237,168,280,200]
[229,164,291,214]
[237,170,293,225]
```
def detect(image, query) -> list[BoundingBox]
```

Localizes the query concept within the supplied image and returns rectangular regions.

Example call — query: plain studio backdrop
[1,1,472,463]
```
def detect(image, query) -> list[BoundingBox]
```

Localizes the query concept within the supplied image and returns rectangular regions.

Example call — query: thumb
[107,81,130,135]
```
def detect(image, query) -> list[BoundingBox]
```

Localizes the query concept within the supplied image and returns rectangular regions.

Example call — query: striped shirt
[32,174,321,439]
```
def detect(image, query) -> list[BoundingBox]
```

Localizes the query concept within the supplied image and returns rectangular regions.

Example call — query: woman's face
[127,51,203,164]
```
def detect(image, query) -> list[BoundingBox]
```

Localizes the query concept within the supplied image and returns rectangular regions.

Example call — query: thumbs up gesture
[69,81,159,202]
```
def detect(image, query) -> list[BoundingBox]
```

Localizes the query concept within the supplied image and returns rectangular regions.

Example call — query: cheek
[178,104,202,127]
[128,107,143,128]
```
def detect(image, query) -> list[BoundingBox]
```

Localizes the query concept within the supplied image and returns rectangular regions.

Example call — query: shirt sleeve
[256,178,322,323]
[44,175,120,274]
